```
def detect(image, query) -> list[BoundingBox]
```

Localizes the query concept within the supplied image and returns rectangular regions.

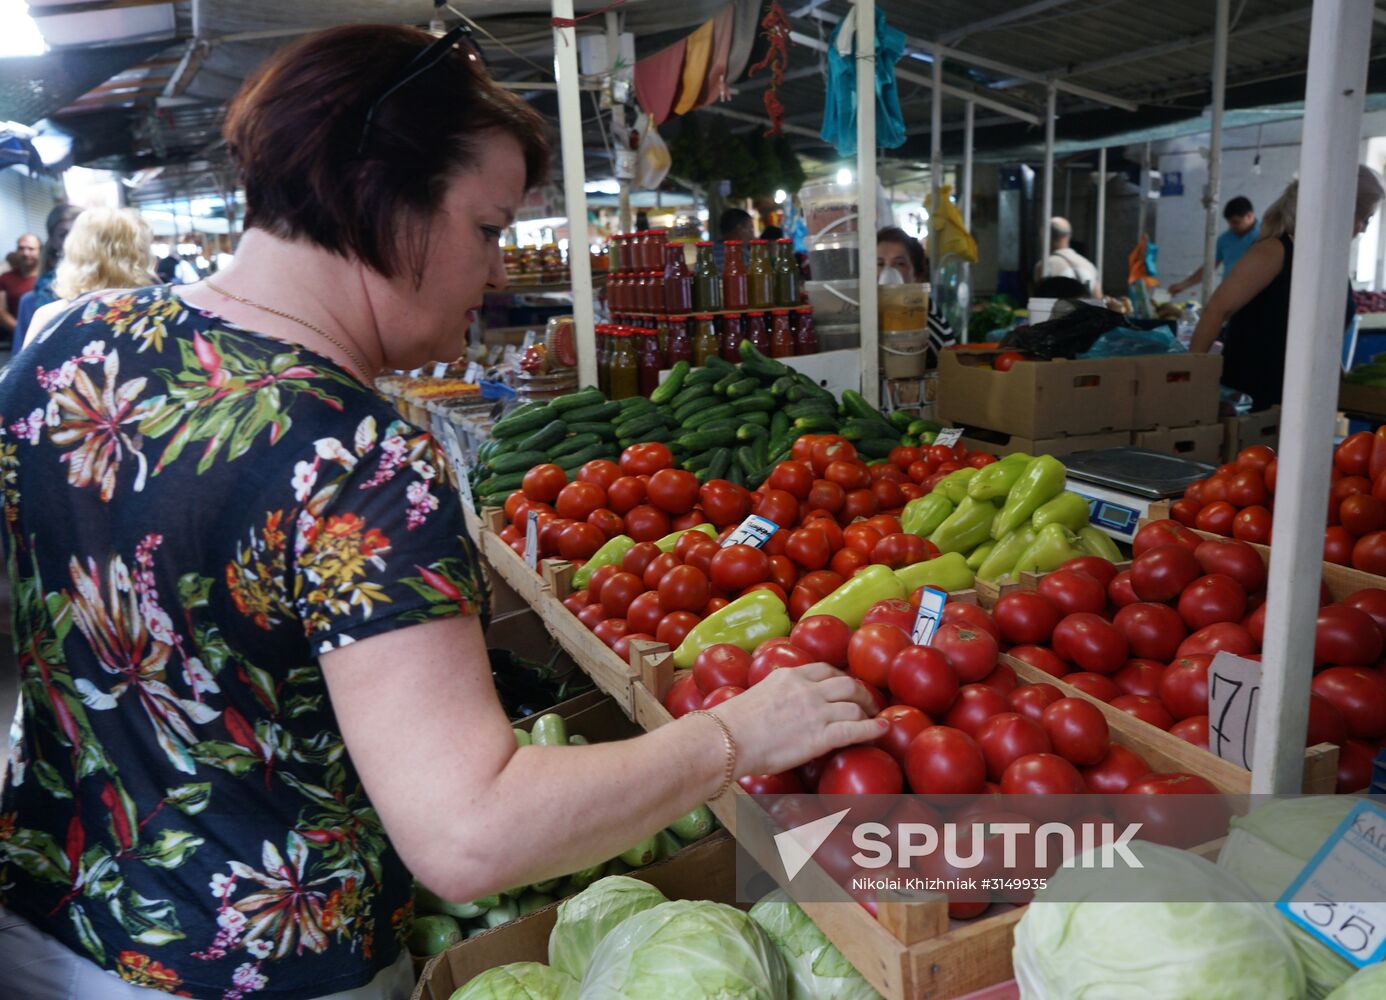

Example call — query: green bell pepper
[967,541,997,572]
[967,455,1032,501]
[930,496,1000,555]
[1077,525,1124,563]
[992,455,1067,539]
[977,525,1038,583]
[895,552,974,594]
[572,535,635,589]
[800,564,907,627]
[901,494,954,538]
[672,589,791,668]
[935,467,980,505]
[1031,491,1090,533]
[655,523,718,552]
[1010,523,1085,579]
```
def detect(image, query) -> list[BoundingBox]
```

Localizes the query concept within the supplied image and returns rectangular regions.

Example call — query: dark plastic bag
[999,303,1125,359]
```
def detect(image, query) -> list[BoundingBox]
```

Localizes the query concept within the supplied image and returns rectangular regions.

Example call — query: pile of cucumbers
[407,711,718,957]
[469,341,941,508]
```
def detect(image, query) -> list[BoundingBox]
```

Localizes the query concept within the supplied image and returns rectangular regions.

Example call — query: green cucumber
[566,421,617,440]
[549,388,606,413]
[650,361,689,403]
[770,375,796,397]
[737,423,769,442]
[617,426,671,444]
[736,446,759,478]
[678,427,738,450]
[563,400,621,423]
[680,403,737,430]
[684,367,723,386]
[699,416,741,433]
[684,449,718,472]
[792,413,838,433]
[737,340,792,378]
[618,394,654,411]
[702,355,734,371]
[556,445,615,471]
[725,377,759,399]
[741,410,771,427]
[703,448,732,482]
[477,471,525,494]
[487,449,549,475]
[889,409,914,431]
[770,410,790,438]
[730,391,776,413]
[840,389,878,422]
[668,804,715,842]
[548,433,603,458]
[902,434,921,447]
[858,437,901,459]
[613,411,666,441]
[713,370,742,395]
[515,420,568,453]
[491,406,552,439]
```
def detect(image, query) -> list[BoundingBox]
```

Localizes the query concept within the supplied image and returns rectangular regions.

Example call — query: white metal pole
[1374,200,1386,291]
[857,0,879,406]
[1201,0,1229,305]
[1096,146,1108,294]
[1040,83,1056,267]
[1137,141,1151,238]
[1251,0,1374,795]
[605,11,632,235]
[962,99,975,230]
[930,47,943,265]
[553,0,598,388]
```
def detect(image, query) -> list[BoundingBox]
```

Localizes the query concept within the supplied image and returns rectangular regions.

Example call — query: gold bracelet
[687,710,738,799]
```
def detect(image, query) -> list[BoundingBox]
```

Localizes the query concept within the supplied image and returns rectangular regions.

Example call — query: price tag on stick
[721,514,778,549]
[933,427,964,448]
[524,509,540,569]
[1278,800,1386,967]
[911,587,949,645]
[1206,652,1262,770]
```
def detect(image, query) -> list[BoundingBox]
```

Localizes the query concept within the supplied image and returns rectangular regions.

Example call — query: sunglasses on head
[356,23,488,156]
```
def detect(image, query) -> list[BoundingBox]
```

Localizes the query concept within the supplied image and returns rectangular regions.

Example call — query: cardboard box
[1131,423,1225,464]
[1339,381,1386,421]
[1221,406,1281,463]
[1130,353,1222,429]
[961,429,1131,459]
[936,349,1137,438]
[411,832,737,1000]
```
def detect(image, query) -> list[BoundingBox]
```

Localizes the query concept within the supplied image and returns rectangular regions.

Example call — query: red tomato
[810,437,858,476]
[611,631,656,662]
[754,489,799,529]
[1008,682,1065,723]
[1344,588,1386,644]
[780,617,847,672]
[825,459,870,492]
[1110,694,1176,730]
[738,771,805,794]
[1201,475,1231,505]
[1059,556,1120,589]
[1112,658,1166,698]
[646,469,698,515]
[847,623,912,688]
[1159,655,1210,721]
[1009,644,1070,679]
[1264,458,1279,494]
[873,705,931,765]
[1041,697,1110,766]
[588,508,626,540]
[899,483,925,502]
[979,661,1018,695]
[929,444,961,465]
[1232,506,1273,544]
[965,452,998,469]
[1176,621,1257,658]
[663,672,704,718]
[830,547,869,579]
[642,552,680,590]
[1000,753,1084,796]
[619,442,674,476]
[1195,500,1237,536]
[708,545,770,592]
[1332,476,1373,517]
[1065,672,1121,702]
[1353,531,1386,574]
[657,565,710,613]
[586,564,619,604]
[863,598,918,633]
[976,712,1053,781]
[1108,570,1140,609]
[1183,481,1205,505]
[818,747,904,795]
[1312,666,1386,740]
[1132,519,1201,557]
[623,505,671,542]
[656,611,700,647]
[592,617,631,649]
[806,479,845,515]
[597,571,644,619]
[1237,444,1277,473]
[624,590,664,635]
[1119,773,1223,848]
[1194,538,1266,593]
[941,603,1000,639]
[840,489,880,523]
[500,524,522,545]
[696,481,748,528]
[503,490,528,524]
[563,590,589,615]
[803,518,845,553]
[1316,605,1384,666]
[1113,603,1187,662]
[741,581,788,604]
[1131,544,1203,602]
[555,481,606,521]
[747,639,814,686]
[890,446,922,471]
[558,521,605,560]
[943,684,1011,737]
[701,684,744,708]
[1038,569,1109,618]
[605,476,647,516]
[1342,495,1386,537]
[871,478,907,510]
[843,523,885,556]
[1177,574,1248,631]
[889,645,959,716]
[521,463,567,503]
[1168,716,1210,750]
[1337,739,1376,793]
[1337,432,1374,476]
[1306,693,1347,746]
[907,460,934,484]
[576,602,608,629]
[995,350,1026,371]
[765,554,796,593]
[576,459,621,490]
[904,726,987,794]
[993,591,1062,646]
[692,643,752,694]
[1052,613,1128,674]
[766,461,814,500]
[784,528,831,571]
[1170,498,1202,526]
[682,537,720,577]
[1226,470,1267,508]
[1081,744,1152,793]
[791,435,824,463]
[932,623,1000,683]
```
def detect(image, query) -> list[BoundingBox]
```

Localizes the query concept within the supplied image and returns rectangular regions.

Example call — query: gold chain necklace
[204,280,373,383]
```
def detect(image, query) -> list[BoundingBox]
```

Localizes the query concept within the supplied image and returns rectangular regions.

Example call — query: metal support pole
[930,47,943,264]
[1202,0,1229,304]
[553,0,598,388]
[1137,141,1151,238]
[1376,204,1386,291]
[1252,0,1374,794]
[605,11,632,234]
[1096,146,1108,294]
[1040,83,1056,267]
[962,99,975,230]
[856,0,879,406]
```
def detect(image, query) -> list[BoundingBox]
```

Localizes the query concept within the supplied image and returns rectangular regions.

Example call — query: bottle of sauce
[744,312,771,355]
[649,230,668,275]
[746,239,774,308]
[719,313,744,363]
[691,314,719,367]
[596,324,611,395]
[769,309,794,358]
[637,328,662,397]
[774,238,801,306]
[646,270,666,315]
[608,327,639,399]
[693,241,722,312]
[663,243,693,314]
[666,315,693,366]
[655,316,671,362]
[792,307,818,355]
[632,271,650,314]
[722,241,748,310]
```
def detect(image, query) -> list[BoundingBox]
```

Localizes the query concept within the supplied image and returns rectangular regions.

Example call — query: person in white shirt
[1037,216,1101,297]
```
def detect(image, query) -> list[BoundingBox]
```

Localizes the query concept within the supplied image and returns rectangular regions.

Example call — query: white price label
[1207,652,1261,769]
[911,587,948,645]
[524,509,540,569]
[933,427,964,448]
[430,361,450,378]
[464,362,486,384]
[721,514,779,549]
[1279,801,1386,967]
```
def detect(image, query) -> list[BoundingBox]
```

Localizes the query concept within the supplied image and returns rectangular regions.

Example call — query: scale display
[1066,482,1149,543]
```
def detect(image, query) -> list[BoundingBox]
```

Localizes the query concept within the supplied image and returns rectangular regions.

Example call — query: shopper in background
[876,225,956,365]
[1190,166,1385,411]
[22,207,157,348]
[1168,196,1260,296]
[13,204,81,345]
[0,24,882,1000]
[0,232,41,342]
[759,223,784,241]
[1037,216,1101,297]
[713,206,754,271]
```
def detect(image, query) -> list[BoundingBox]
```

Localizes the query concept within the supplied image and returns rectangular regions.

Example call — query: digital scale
[1062,448,1217,543]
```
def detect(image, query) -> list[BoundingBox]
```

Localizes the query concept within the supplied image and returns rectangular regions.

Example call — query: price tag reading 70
[1206,651,1262,770]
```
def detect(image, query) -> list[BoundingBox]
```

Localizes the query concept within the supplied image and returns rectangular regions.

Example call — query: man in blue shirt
[1169,196,1260,296]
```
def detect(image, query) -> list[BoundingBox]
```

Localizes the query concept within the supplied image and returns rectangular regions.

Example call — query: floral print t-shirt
[0,285,487,998]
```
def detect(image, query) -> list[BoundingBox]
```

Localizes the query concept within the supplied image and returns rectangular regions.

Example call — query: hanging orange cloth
[673,19,715,116]
[635,38,687,126]
[697,4,736,106]
[1127,233,1159,288]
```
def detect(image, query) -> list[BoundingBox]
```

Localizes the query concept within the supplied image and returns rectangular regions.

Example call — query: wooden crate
[479,507,551,609]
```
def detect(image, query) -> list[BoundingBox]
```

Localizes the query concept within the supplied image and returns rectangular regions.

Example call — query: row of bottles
[607,236,802,314]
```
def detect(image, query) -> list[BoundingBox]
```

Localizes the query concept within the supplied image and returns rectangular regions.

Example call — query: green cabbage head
[447,962,577,1000]
[748,890,880,1000]
[1013,840,1305,1000]
[579,899,788,1000]
[547,875,667,981]
[1326,961,1386,998]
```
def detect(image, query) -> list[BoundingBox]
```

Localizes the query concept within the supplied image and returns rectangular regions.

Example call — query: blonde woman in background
[23,207,155,348]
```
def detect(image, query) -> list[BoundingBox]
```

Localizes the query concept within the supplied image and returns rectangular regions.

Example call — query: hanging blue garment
[820,9,907,156]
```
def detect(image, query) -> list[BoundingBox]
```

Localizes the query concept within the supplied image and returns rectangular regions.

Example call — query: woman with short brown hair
[0,24,880,999]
